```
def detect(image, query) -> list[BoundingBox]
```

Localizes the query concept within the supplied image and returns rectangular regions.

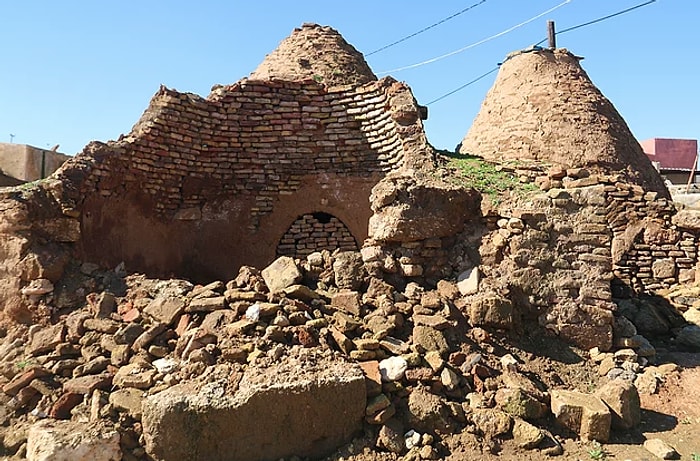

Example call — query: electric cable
[366,0,490,56]
[425,0,658,106]
[534,0,657,46]
[425,67,499,106]
[377,0,573,75]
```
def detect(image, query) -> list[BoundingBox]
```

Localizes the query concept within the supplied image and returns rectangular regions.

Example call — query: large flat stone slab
[142,355,366,461]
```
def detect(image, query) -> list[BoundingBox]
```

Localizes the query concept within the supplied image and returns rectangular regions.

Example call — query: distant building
[0,143,70,186]
[641,138,698,185]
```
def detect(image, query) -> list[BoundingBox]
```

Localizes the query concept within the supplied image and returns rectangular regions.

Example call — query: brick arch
[277,211,359,259]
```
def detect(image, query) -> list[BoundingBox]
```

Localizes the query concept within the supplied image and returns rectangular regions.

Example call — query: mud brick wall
[277,213,358,259]
[46,76,431,282]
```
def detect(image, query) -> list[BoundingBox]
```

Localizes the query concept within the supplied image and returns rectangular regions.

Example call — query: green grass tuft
[439,150,538,203]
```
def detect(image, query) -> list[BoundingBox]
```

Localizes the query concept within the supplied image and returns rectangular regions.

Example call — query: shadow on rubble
[506,322,586,366]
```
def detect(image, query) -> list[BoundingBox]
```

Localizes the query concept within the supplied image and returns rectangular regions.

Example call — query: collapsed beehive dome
[460,48,668,194]
[250,23,377,87]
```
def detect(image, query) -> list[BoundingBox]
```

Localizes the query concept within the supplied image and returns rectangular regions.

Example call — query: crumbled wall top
[460,48,669,197]
[249,23,377,88]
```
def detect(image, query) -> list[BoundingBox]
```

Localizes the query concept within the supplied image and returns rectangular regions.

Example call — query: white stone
[153,357,178,374]
[26,421,121,461]
[440,367,460,390]
[500,353,519,372]
[379,356,408,382]
[404,430,421,449]
[457,267,479,296]
[245,303,261,322]
[21,279,54,296]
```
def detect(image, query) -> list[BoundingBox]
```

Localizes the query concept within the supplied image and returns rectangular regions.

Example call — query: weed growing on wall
[439,150,537,203]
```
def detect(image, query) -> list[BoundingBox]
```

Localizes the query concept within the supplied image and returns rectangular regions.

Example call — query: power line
[377,0,573,75]
[366,0,490,57]
[425,67,499,106]
[535,0,657,46]
[425,0,658,106]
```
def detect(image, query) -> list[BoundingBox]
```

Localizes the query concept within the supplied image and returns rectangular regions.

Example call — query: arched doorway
[277,212,359,259]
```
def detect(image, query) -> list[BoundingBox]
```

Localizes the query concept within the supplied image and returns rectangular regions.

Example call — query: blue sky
[0,0,696,155]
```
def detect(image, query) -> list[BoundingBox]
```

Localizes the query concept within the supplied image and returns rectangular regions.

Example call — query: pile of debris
[1,248,698,461]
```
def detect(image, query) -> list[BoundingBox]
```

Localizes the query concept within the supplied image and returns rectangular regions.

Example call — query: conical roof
[250,23,376,87]
[460,48,667,194]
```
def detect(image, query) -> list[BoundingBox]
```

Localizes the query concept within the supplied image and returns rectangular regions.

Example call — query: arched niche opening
[277,212,359,259]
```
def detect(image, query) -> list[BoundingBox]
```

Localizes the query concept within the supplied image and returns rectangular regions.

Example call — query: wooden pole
[547,20,556,49]
[686,150,699,193]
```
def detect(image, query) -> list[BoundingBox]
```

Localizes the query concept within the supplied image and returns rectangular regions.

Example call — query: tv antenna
[9,134,15,143]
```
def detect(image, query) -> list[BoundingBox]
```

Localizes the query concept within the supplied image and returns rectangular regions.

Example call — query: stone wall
[481,166,700,350]
[608,183,698,295]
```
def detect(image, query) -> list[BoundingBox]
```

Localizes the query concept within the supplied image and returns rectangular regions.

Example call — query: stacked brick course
[277,213,358,258]
[80,78,405,222]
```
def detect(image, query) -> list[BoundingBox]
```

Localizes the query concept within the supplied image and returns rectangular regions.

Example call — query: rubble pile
[1,248,698,461]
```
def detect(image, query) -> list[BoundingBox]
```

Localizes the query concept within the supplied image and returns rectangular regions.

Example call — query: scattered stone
[378,418,405,454]
[132,323,167,351]
[457,267,479,296]
[22,279,54,296]
[424,351,444,372]
[366,393,391,416]
[109,388,144,419]
[512,418,544,449]
[436,280,459,300]
[643,438,679,460]
[186,296,226,313]
[333,252,365,290]
[595,380,641,430]
[500,354,519,372]
[550,389,611,442]
[408,386,454,434]
[598,356,616,376]
[495,387,548,420]
[358,361,382,396]
[49,392,83,419]
[412,325,449,355]
[2,367,49,395]
[63,373,112,395]
[88,291,117,319]
[440,367,460,390]
[470,408,513,438]
[30,323,66,356]
[379,356,408,382]
[413,314,451,330]
[331,291,362,316]
[144,297,185,325]
[261,256,302,293]
[26,420,121,461]
[468,295,513,329]
[283,284,319,302]
[113,363,156,389]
